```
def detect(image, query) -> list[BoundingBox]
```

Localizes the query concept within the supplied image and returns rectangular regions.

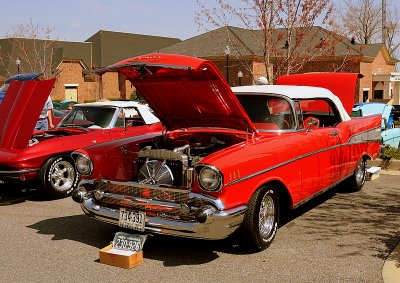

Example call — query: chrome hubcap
[49,160,75,191]
[259,194,275,239]
[355,159,365,184]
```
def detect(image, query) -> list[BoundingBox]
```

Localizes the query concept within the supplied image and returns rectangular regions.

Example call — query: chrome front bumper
[79,196,247,240]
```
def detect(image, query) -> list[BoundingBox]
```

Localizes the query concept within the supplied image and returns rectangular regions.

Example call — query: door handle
[329,131,338,136]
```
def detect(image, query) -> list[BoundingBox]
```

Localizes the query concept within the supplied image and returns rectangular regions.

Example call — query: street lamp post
[238,70,243,86]
[16,58,21,74]
[224,45,230,85]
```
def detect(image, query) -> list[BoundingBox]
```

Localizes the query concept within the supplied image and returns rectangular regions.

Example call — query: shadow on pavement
[27,214,242,266]
[0,182,40,205]
[0,181,73,205]
[27,215,117,249]
[25,175,400,267]
[281,177,400,266]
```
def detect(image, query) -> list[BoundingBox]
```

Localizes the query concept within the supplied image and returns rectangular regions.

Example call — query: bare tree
[337,0,400,61]
[195,1,275,82]
[195,0,338,83]
[338,0,382,44]
[386,7,400,58]
[0,19,59,78]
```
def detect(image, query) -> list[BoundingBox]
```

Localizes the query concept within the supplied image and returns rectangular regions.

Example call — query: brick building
[0,38,94,102]
[159,26,399,104]
[1,27,398,104]
[85,30,181,101]
[0,31,181,102]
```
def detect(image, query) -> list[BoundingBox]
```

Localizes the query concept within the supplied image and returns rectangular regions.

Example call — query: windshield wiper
[59,124,89,131]
[60,124,79,127]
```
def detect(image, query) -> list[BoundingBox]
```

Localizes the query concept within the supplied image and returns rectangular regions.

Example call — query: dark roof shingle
[85,30,181,67]
[159,26,394,62]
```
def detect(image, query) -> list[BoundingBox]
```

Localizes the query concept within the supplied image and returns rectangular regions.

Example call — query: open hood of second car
[0,78,56,149]
[276,72,362,115]
[98,54,256,133]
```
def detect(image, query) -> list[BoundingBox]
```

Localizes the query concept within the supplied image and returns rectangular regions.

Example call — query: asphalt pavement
[379,169,400,283]
[0,169,399,282]
[367,158,400,283]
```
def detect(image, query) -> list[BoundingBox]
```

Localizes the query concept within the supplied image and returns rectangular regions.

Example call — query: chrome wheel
[48,159,76,191]
[259,194,275,239]
[39,155,80,198]
[241,186,279,251]
[354,158,366,185]
[347,157,367,192]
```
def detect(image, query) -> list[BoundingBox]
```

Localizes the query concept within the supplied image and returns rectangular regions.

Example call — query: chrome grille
[98,195,186,218]
[93,180,213,221]
[95,180,197,220]
[96,180,190,203]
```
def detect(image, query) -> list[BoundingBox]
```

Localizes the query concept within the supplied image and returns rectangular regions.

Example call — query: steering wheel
[264,115,290,129]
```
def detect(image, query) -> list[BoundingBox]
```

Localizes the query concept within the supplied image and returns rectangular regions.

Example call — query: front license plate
[119,208,145,232]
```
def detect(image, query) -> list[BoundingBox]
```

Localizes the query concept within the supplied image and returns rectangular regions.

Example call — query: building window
[362,89,369,102]
[374,90,383,99]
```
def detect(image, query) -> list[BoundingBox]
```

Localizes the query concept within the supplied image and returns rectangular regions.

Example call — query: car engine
[134,134,245,187]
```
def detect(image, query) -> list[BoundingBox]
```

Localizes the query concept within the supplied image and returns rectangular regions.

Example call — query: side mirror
[382,117,388,130]
[304,117,320,132]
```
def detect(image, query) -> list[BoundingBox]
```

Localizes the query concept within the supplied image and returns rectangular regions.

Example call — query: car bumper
[77,192,247,240]
[0,169,38,182]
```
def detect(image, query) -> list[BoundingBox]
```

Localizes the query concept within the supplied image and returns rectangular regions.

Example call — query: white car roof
[232,85,351,121]
[73,100,160,124]
[74,100,143,108]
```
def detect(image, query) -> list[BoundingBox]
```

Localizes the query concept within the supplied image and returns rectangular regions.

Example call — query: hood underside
[0,79,56,149]
[98,54,256,133]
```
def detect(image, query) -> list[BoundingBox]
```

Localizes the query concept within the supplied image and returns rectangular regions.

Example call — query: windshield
[0,83,9,92]
[236,94,296,130]
[0,83,9,103]
[60,106,117,129]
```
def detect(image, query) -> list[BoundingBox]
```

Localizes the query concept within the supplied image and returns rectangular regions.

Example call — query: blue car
[0,72,44,103]
[352,102,400,148]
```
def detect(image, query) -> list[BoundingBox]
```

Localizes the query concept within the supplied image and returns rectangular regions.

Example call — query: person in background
[67,102,74,111]
[255,76,269,85]
[35,96,54,130]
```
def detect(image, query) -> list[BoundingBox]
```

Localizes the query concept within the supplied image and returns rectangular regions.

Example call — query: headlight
[76,154,93,175]
[198,166,222,192]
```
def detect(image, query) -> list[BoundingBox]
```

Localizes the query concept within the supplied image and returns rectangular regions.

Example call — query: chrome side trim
[226,127,381,186]
[0,168,38,175]
[0,169,39,180]
[226,159,295,186]
[348,126,381,144]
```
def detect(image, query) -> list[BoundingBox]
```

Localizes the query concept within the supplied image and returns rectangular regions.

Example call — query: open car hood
[0,78,56,149]
[277,73,361,115]
[98,54,256,133]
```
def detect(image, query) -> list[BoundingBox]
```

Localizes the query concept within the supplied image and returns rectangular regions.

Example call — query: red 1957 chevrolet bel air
[72,54,381,251]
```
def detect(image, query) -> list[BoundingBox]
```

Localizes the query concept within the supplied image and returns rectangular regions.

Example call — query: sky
[0,0,399,42]
[0,0,202,41]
